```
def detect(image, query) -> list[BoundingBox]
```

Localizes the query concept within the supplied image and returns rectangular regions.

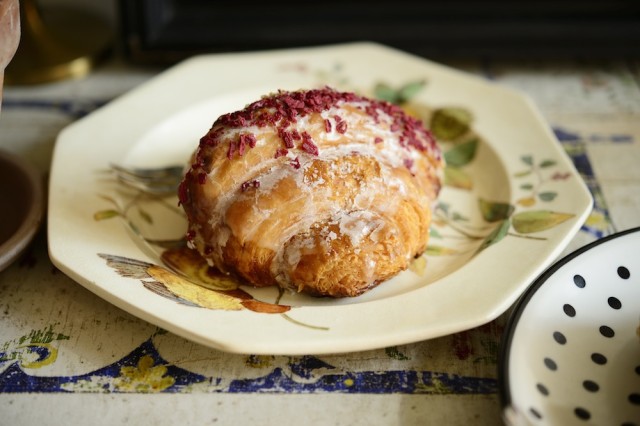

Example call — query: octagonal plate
[49,42,592,354]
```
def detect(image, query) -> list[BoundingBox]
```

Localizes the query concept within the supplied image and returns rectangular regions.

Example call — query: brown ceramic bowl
[0,149,43,271]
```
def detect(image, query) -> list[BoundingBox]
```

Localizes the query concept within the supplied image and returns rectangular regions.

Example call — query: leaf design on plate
[444,166,473,190]
[397,80,426,102]
[373,83,398,103]
[513,170,532,178]
[161,246,238,291]
[94,209,120,221]
[425,245,458,256]
[98,254,290,313]
[374,80,426,104]
[240,299,291,314]
[137,207,153,224]
[511,210,574,234]
[143,279,200,307]
[430,108,473,141]
[146,265,244,311]
[444,139,478,167]
[99,254,153,279]
[478,219,511,251]
[478,198,515,223]
[538,191,558,202]
[539,159,557,168]
[516,196,536,207]
[429,226,442,239]
[409,255,427,275]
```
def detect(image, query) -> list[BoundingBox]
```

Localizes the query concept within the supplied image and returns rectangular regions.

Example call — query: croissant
[179,88,444,297]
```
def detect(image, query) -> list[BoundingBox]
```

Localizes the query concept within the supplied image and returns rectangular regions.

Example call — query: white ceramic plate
[500,227,640,426]
[49,42,592,355]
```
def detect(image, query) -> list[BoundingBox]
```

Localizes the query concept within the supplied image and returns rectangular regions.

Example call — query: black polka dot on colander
[629,393,640,405]
[563,304,576,317]
[591,353,607,365]
[620,422,638,426]
[583,380,599,392]
[536,383,549,396]
[553,331,567,345]
[636,365,640,375]
[608,296,622,309]
[529,407,542,419]
[574,407,591,420]
[544,357,557,371]
[573,274,586,288]
[618,266,630,279]
[599,325,615,338]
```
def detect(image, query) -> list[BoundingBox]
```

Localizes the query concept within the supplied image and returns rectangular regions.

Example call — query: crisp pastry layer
[179,88,444,297]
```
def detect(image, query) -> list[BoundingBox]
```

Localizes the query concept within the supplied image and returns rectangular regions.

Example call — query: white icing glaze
[188,95,443,290]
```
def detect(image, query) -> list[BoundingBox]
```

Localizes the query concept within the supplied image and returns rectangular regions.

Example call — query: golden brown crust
[179,88,443,297]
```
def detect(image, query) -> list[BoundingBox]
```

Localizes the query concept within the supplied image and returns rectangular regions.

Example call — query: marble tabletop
[0,54,639,425]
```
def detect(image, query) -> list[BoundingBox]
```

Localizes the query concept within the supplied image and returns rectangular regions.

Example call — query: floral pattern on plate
[48,43,592,354]
[94,81,577,320]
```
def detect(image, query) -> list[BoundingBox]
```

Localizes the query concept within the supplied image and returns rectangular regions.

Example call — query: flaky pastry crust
[179,88,443,297]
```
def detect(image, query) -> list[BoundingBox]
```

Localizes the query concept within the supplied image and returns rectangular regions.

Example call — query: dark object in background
[6,0,113,85]
[120,0,640,64]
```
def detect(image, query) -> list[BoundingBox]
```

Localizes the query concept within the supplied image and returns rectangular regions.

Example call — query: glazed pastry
[179,88,444,297]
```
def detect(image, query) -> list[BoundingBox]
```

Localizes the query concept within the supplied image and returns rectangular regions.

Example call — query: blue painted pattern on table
[553,126,618,238]
[2,98,108,119]
[0,338,498,394]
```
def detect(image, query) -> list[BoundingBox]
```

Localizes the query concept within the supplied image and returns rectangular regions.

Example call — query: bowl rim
[498,225,640,413]
[0,149,44,271]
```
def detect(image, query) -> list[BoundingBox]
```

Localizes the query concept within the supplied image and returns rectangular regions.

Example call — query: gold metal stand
[5,0,112,85]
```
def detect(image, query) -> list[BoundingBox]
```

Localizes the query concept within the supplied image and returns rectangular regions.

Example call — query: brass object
[5,0,112,85]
